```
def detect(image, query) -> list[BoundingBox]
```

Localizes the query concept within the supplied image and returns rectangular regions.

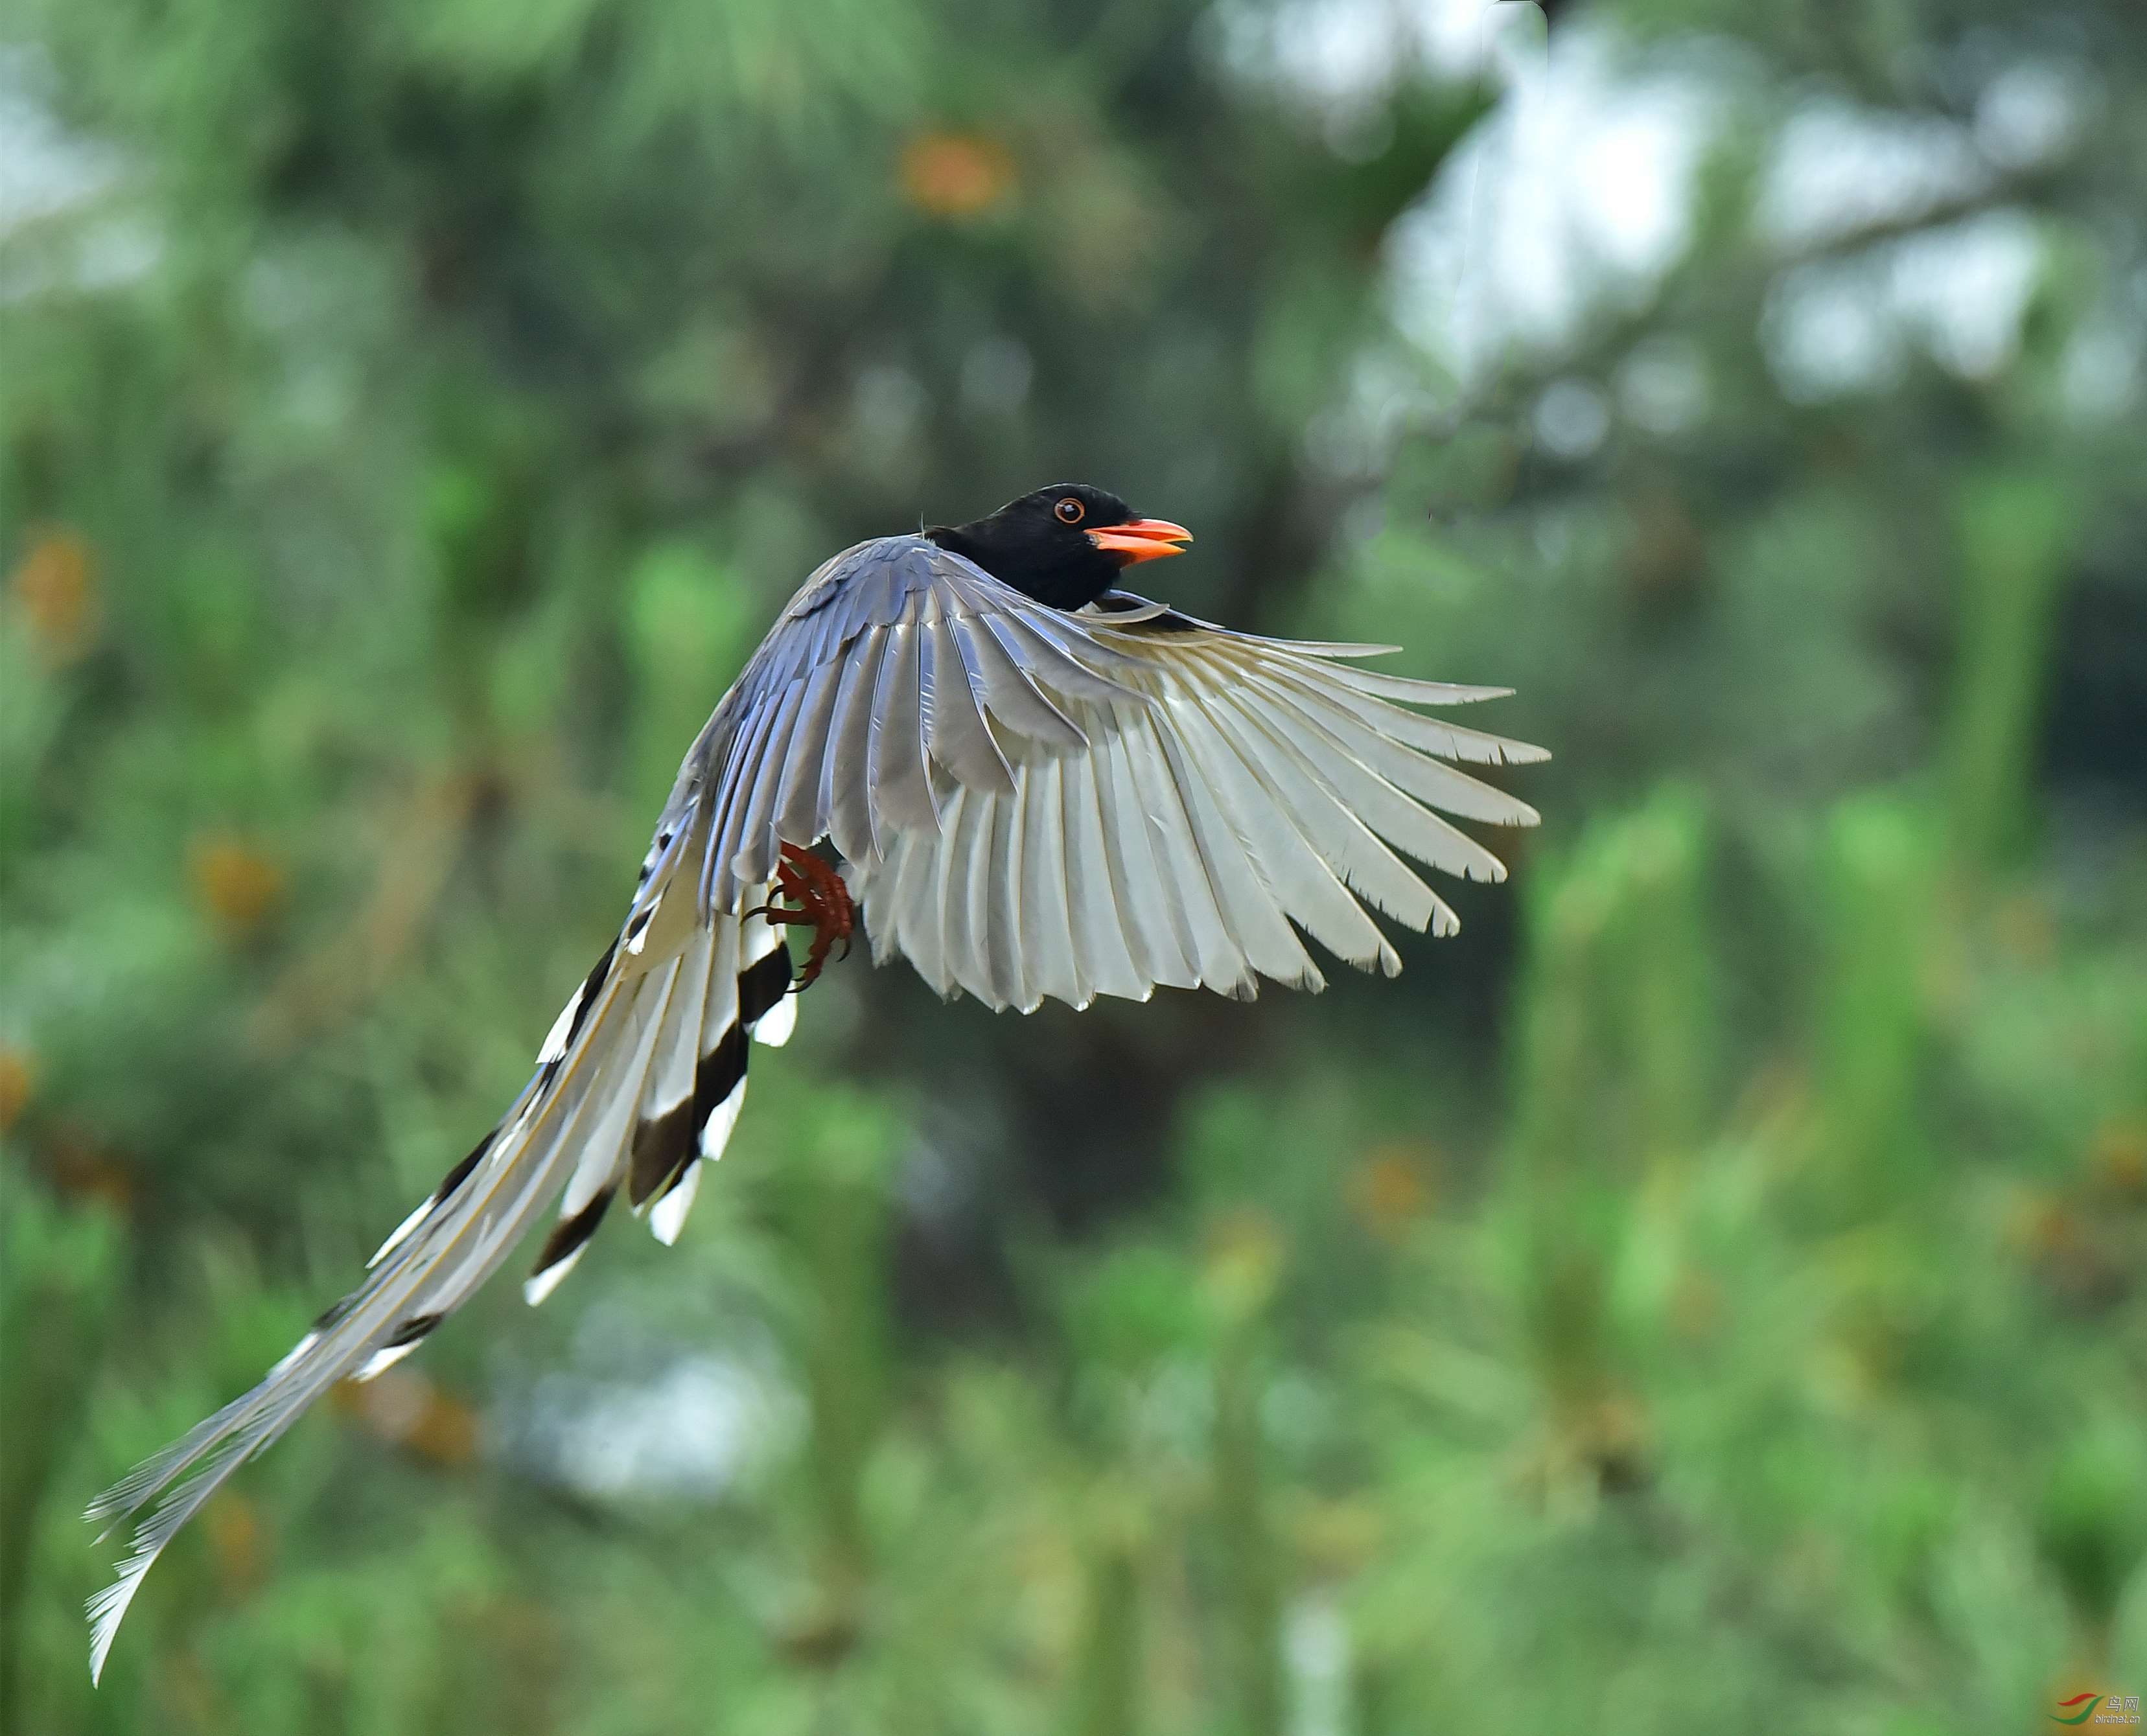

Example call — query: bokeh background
[3,0,2144,1730]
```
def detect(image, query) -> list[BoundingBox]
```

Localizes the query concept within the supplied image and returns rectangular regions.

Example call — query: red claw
[743,843,857,993]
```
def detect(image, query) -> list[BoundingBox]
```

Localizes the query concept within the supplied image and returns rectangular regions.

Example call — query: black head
[925,483,1191,610]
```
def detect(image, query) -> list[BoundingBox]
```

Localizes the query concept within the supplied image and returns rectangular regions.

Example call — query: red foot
[745,844,855,993]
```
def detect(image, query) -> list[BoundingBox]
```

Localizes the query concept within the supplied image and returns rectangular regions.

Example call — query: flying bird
[86,483,1544,1678]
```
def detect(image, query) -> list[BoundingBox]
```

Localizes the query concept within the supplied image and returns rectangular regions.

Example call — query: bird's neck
[925,525,1113,611]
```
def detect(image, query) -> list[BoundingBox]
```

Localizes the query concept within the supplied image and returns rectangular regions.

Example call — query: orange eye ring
[1054,498,1085,524]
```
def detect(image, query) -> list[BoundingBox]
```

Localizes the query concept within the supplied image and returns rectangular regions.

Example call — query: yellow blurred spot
[1667,1267,1723,1341]
[899,132,1016,218]
[404,1388,481,1467]
[1349,1145,1432,1241]
[1575,1393,1652,1494]
[1622,491,1708,605]
[1992,892,2056,967]
[1518,1390,1654,1505]
[2001,1186,2054,1255]
[1289,1495,1384,1577]
[2025,1197,2085,1262]
[336,1368,481,1467]
[47,1124,135,1214]
[7,527,102,663]
[776,1606,864,1671]
[168,1650,229,1731]
[188,833,287,937]
[1202,1207,1285,1320]
[204,1493,266,1595]
[2089,1118,2146,1201]
[2005,1183,2130,1313]
[0,1046,34,1133]
[336,1367,424,1436]
[1809,1339,1885,1416]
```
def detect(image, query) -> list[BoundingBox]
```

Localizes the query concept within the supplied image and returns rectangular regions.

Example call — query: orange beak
[1086,518,1192,564]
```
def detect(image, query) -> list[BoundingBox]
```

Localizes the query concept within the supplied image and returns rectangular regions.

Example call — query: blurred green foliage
[3,0,2144,1731]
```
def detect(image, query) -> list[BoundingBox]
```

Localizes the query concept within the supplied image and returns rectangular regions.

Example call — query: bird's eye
[1054,498,1085,525]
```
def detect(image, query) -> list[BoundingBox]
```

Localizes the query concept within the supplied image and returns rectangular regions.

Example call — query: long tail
[84,878,797,1682]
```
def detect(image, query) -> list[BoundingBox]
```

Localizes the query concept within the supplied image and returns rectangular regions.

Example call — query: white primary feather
[648,1164,702,1247]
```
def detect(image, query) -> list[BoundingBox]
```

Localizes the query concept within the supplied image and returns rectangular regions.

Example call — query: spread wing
[690,535,1545,1011]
